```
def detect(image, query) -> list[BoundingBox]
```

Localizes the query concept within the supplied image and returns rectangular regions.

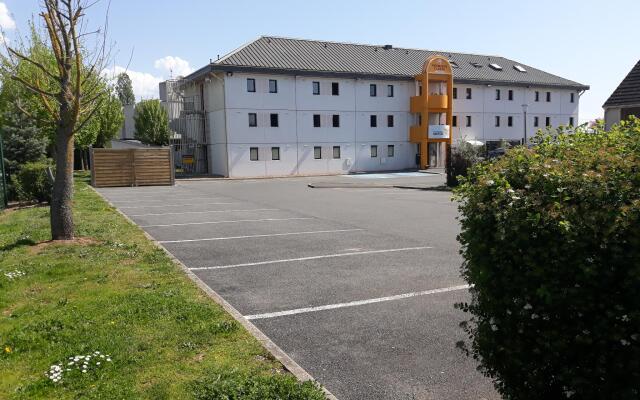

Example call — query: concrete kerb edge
[307,183,452,191]
[89,186,338,400]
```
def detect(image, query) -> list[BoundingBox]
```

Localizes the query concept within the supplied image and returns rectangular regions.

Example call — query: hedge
[454,119,640,399]
[11,160,53,203]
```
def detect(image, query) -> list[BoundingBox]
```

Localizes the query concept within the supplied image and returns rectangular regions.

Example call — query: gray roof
[187,36,588,90]
[603,60,640,107]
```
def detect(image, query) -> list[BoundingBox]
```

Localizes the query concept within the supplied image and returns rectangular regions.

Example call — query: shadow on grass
[0,238,37,252]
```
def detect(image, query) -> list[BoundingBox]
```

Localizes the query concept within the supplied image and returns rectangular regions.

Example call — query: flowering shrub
[46,351,112,383]
[454,119,640,399]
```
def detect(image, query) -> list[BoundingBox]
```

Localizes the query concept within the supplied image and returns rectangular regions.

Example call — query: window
[453,87,457,99]
[312,81,320,95]
[508,116,513,127]
[534,116,539,127]
[466,88,472,99]
[250,147,259,161]
[387,84,394,97]
[489,63,503,71]
[546,92,551,102]
[370,84,377,97]
[370,145,378,158]
[495,116,501,127]
[496,89,501,100]
[546,117,551,127]
[268,79,278,93]
[247,78,256,93]
[332,82,339,96]
[387,145,395,157]
[314,146,322,159]
[332,114,340,128]
[508,90,513,101]
[514,65,527,73]
[570,93,575,103]
[387,115,394,127]
[535,91,540,102]
[452,115,457,127]
[313,114,321,128]
[333,146,341,159]
[466,115,472,127]
[370,115,377,127]
[270,113,278,127]
[271,147,280,160]
[569,117,574,126]
[248,113,257,127]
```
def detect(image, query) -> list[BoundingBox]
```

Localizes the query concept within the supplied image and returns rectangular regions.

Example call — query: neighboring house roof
[603,60,640,108]
[186,36,589,90]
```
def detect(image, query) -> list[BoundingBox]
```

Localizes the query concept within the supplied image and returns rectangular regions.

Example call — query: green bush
[134,99,170,146]
[454,119,640,399]
[11,160,53,203]
[446,141,484,187]
[191,370,325,400]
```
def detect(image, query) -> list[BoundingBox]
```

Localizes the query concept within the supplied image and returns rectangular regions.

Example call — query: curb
[308,183,452,192]
[90,186,338,400]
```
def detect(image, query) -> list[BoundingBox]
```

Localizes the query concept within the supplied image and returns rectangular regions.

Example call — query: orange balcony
[428,94,448,109]
[410,96,424,113]
[409,125,426,143]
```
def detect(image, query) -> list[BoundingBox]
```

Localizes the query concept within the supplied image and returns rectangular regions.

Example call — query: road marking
[109,197,226,203]
[244,285,471,320]
[118,202,237,209]
[141,217,313,228]
[158,229,364,244]
[190,246,433,271]
[128,208,279,217]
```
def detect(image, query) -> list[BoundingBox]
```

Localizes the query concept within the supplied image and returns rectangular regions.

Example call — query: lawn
[0,174,325,399]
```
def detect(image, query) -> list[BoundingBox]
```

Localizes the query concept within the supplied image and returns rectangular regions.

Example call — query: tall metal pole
[522,103,528,145]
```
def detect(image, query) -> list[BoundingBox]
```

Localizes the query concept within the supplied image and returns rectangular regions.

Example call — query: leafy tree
[454,119,640,399]
[95,91,124,148]
[1,111,48,175]
[2,0,111,240]
[134,99,170,146]
[115,72,135,105]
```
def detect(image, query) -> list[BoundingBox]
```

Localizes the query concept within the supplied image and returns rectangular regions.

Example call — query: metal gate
[0,133,8,210]
[161,79,208,176]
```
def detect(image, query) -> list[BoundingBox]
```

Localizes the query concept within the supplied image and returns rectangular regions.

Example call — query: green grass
[0,174,325,399]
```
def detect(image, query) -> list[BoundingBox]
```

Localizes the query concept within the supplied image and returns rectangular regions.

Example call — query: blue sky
[2,0,638,122]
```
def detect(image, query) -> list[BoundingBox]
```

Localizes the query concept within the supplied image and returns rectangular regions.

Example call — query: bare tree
[3,0,110,240]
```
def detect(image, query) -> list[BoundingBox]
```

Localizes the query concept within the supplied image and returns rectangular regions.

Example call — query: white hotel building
[169,36,588,178]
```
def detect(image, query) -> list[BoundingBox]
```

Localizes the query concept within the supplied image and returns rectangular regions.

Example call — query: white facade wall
[205,72,581,177]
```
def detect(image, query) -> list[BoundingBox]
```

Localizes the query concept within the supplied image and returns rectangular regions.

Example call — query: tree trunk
[50,115,75,240]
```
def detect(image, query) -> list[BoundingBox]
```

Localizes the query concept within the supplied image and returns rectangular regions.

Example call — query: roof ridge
[260,35,503,59]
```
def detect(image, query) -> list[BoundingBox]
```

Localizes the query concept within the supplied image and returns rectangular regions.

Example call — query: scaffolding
[160,79,208,176]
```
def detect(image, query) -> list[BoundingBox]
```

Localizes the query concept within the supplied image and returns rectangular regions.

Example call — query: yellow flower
[4,346,11,353]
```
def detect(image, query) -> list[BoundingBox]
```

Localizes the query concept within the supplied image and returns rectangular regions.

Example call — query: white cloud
[154,56,193,78]
[102,66,162,100]
[0,2,16,44]
[0,3,15,30]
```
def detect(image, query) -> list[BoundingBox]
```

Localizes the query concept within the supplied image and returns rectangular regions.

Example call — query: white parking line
[190,246,433,271]
[244,285,470,320]
[118,202,237,209]
[108,197,226,203]
[158,229,364,244]
[128,208,278,217]
[141,217,313,228]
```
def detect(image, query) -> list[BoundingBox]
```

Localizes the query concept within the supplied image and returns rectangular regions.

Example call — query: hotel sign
[428,124,450,139]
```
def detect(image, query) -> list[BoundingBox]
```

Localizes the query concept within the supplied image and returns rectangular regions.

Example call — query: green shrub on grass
[191,370,326,400]
[11,160,53,203]
[454,118,640,399]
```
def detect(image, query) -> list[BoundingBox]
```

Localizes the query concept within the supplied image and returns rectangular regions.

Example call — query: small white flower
[621,339,630,346]
[523,303,533,310]
[486,180,495,186]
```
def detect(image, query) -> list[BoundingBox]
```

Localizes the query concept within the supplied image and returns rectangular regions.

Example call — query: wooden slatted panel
[91,148,174,188]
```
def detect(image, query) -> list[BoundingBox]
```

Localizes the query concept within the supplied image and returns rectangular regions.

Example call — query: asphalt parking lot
[97,172,498,400]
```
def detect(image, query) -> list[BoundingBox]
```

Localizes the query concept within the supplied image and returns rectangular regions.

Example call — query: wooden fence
[91,148,175,188]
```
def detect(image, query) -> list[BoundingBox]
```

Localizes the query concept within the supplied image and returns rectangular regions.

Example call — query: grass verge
[0,174,325,399]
